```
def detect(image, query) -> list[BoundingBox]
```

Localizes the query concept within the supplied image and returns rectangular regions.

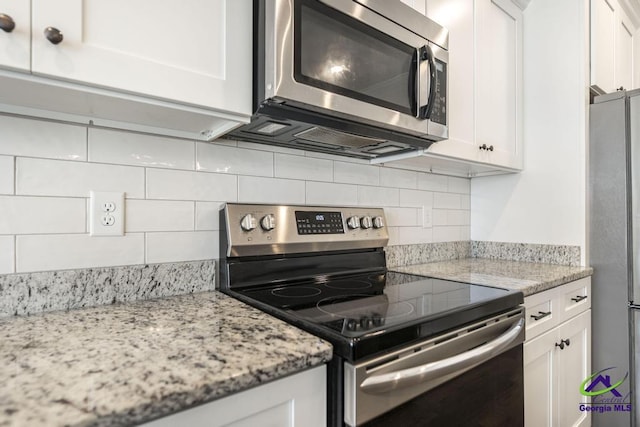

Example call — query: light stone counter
[0,291,332,427]
[391,258,593,296]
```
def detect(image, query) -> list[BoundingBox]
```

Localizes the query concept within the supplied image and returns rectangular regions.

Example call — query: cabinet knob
[555,338,570,350]
[44,26,63,44]
[0,13,15,33]
[479,144,494,152]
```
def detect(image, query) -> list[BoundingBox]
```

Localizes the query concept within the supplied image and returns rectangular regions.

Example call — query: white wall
[0,115,470,274]
[470,0,589,265]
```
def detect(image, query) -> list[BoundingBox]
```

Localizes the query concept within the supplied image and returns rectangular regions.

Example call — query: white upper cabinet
[0,0,30,71]
[592,0,638,94]
[30,0,250,116]
[391,0,523,175]
[0,0,252,141]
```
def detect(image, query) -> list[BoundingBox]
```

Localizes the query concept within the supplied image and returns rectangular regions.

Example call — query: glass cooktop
[228,271,523,360]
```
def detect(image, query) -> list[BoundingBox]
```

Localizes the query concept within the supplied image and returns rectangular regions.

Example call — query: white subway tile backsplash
[399,189,433,208]
[238,176,305,204]
[275,154,333,181]
[433,226,463,243]
[197,143,273,177]
[434,193,462,209]
[380,168,417,189]
[0,116,87,161]
[397,226,433,245]
[0,156,14,195]
[461,196,471,210]
[89,129,195,170]
[432,209,449,227]
[16,233,145,272]
[448,176,471,194]
[146,231,218,263]
[0,115,472,273]
[126,200,194,232]
[0,196,85,234]
[236,140,301,155]
[147,168,237,201]
[195,202,223,231]
[417,173,448,192]
[0,236,14,274]
[306,182,358,206]
[334,161,380,185]
[448,210,470,226]
[358,186,399,207]
[16,158,145,198]
[400,188,433,208]
[384,207,420,227]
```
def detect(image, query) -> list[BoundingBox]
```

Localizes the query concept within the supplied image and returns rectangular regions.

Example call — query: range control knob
[260,214,276,231]
[361,216,373,229]
[347,216,361,230]
[240,214,257,232]
[373,216,385,229]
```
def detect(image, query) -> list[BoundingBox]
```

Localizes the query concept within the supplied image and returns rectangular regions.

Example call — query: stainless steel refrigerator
[590,89,640,427]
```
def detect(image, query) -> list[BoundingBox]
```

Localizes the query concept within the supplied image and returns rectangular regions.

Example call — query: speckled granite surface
[385,241,471,268]
[0,291,332,427]
[391,258,593,296]
[471,241,581,266]
[0,261,215,318]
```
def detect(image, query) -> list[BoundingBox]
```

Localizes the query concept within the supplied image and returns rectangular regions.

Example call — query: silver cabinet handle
[360,318,524,394]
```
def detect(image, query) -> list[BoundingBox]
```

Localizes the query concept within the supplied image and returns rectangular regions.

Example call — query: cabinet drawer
[523,277,592,341]
[524,291,558,340]
[559,277,591,323]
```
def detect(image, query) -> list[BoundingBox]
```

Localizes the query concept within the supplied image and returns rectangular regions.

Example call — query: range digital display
[295,211,344,235]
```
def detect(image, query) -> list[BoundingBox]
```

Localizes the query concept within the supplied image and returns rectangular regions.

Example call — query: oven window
[362,346,524,427]
[294,0,415,116]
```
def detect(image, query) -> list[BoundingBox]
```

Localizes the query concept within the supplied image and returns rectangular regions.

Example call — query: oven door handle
[359,318,524,394]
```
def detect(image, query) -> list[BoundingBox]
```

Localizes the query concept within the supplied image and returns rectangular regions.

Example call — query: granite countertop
[391,258,593,296]
[0,291,332,427]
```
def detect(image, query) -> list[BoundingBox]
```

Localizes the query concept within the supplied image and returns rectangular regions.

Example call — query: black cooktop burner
[228,270,523,360]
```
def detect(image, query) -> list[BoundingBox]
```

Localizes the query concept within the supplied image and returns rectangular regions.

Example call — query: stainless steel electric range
[219,203,525,427]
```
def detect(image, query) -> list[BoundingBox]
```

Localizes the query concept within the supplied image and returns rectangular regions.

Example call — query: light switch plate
[90,191,125,236]
[422,206,433,228]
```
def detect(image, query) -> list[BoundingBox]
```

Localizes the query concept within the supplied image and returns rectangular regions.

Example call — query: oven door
[263,0,448,139]
[344,309,524,426]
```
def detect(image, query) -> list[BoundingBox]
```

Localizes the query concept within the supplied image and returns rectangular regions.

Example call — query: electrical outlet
[422,206,433,228]
[90,191,125,236]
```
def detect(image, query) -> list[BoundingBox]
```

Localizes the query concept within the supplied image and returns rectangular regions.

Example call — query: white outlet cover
[90,191,125,236]
[422,206,433,229]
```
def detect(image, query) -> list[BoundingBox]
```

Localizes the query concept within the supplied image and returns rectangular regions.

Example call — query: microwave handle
[418,45,437,120]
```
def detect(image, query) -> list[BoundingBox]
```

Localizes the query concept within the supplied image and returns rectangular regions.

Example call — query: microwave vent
[294,127,387,149]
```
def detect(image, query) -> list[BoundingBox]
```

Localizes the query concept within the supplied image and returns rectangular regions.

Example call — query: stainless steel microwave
[225,0,449,159]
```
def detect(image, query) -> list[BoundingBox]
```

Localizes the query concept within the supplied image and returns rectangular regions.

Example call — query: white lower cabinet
[140,365,326,427]
[523,278,591,427]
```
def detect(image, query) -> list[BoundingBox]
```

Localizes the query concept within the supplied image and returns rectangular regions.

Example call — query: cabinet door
[555,309,591,427]
[615,10,634,91]
[0,0,30,71]
[141,366,326,427]
[31,0,251,116]
[424,0,477,159]
[524,328,556,427]
[474,0,523,169]
[592,0,617,93]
